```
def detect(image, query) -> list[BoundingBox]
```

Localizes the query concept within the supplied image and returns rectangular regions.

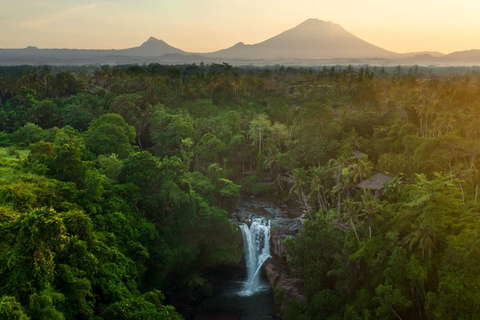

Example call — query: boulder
[264,206,283,218]
[270,218,303,235]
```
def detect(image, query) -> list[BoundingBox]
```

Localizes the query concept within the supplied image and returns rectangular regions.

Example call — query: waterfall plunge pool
[180,279,274,320]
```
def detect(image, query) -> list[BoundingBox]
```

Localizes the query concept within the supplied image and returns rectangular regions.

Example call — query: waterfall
[239,218,271,296]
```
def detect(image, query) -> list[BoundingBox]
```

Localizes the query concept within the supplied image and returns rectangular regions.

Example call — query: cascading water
[239,218,271,296]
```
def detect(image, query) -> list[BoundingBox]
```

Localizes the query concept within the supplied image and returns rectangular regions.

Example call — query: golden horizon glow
[1,0,480,55]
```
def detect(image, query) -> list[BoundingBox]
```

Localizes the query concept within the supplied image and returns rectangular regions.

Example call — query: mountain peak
[141,37,163,46]
[125,36,184,56]
[299,18,326,25]
[293,18,342,32]
[209,18,398,60]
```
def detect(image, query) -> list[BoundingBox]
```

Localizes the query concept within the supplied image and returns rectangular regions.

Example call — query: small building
[356,173,394,198]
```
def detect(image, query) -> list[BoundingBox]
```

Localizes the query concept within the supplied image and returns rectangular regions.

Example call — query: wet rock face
[264,258,305,317]
[231,200,303,223]
[270,218,303,259]
[270,218,303,234]
[232,200,304,259]
[270,234,292,259]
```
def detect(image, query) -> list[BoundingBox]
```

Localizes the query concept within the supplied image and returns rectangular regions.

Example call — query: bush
[6,146,20,158]
[0,132,10,147]
[241,174,271,196]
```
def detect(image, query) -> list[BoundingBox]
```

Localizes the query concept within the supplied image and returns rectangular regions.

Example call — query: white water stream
[239,218,271,296]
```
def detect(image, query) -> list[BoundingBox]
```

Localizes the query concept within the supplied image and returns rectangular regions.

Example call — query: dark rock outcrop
[264,258,305,317]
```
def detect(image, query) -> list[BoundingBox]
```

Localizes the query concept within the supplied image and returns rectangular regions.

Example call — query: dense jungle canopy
[1,63,480,319]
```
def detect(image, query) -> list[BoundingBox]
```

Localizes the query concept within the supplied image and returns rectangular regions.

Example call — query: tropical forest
[1,63,480,320]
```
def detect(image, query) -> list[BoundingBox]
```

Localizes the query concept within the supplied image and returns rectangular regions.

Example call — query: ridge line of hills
[1,19,479,66]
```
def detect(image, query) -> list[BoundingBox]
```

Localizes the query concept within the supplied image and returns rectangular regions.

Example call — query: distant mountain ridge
[0,19,479,65]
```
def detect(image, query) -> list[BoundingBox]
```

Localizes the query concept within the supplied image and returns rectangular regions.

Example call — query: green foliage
[374,285,412,319]
[0,207,67,304]
[28,288,65,320]
[212,177,240,213]
[10,123,44,147]
[79,168,104,214]
[119,151,162,203]
[149,106,195,158]
[109,94,143,128]
[242,174,271,196]
[97,153,123,180]
[285,216,343,303]
[0,132,11,147]
[426,226,480,319]
[273,287,284,315]
[194,132,226,172]
[0,296,30,320]
[102,294,182,320]
[284,298,306,320]
[27,129,89,187]
[6,146,20,158]
[51,141,87,186]
[85,113,135,159]
[27,141,54,175]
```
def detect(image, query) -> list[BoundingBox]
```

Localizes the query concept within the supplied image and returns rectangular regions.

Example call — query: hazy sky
[1,0,479,54]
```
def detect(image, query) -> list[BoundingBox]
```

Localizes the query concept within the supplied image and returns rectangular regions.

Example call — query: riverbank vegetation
[1,63,480,319]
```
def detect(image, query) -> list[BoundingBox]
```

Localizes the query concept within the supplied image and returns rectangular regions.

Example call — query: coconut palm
[308,165,332,214]
[342,198,361,244]
[404,224,437,260]
[289,167,313,218]
[329,155,351,215]
[359,193,383,238]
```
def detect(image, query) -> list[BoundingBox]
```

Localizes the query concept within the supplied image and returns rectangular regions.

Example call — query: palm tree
[289,168,313,219]
[308,166,331,214]
[383,176,404,203]
[342,198,361,244]
[404,225,437,260]
[329,155,351,215]
[349,154,373,186]
[328,247,361,299]
[263,147,284,194]
[347,128,362,150]
[359,193,383,238]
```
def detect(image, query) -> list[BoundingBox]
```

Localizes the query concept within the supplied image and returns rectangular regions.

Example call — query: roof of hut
[356,173,394,190]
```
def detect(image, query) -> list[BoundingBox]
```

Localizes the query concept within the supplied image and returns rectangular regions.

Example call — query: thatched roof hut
[357,173,394,197]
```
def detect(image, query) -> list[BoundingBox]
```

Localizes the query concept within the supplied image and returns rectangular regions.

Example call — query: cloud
[19,3,101,28]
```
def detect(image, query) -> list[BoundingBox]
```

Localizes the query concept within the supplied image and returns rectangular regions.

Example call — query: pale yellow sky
[1,0,479,54]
